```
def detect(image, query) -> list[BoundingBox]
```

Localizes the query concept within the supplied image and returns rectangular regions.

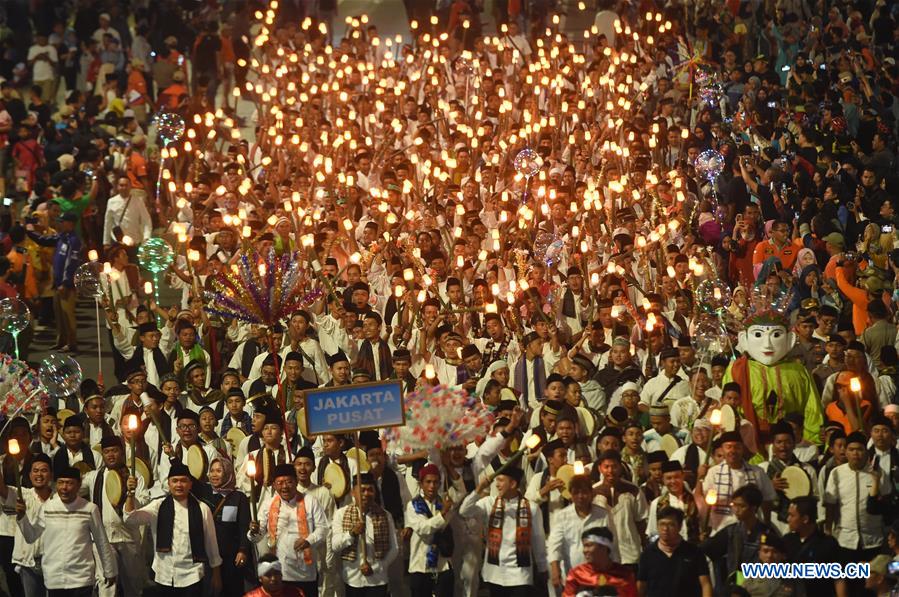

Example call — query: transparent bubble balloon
[38,354,83,397]
[454,57,475,77]
[513,148,543,178]
[156,112,185,145]
[694,149,725,182]
[138,238,175,274]
[533,231,555,261]
[693,314,731,354]
[696,279,733,313]
[0,298,30,335]
[74,262,104,299]
[544,238,565,268]
[750,283,793,315]
[699,83,723,104]
[694,66,716,89]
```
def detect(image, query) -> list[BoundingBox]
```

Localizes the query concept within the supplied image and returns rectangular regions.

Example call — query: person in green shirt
[51,176,97,238]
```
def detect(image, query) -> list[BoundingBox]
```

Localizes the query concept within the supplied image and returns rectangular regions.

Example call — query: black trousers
[843,546,881,597]
[410,570,454,597]
[344,585,388,597]
[0,535,22,596]
[485,584,534,597]
[153,581,203,596]
[48,587,93,597]
[286,580,318,597]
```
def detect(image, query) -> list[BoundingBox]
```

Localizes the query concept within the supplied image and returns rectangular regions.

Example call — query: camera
[883,225,894,233]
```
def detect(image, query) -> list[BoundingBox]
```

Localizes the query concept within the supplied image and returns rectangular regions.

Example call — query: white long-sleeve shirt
[824,463,885,550]
[458,491,548,586]
[547,503,617,574]
[124,496,223,587]
[5,488,49,568]
[83,466,149,544]
[255,493,329,582]
[102,192,153,247]
[405,494,454,574]
[18,494,118,590]
[330,504,399,588]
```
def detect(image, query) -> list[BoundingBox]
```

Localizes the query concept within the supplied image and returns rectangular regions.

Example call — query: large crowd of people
[1,0,899,596]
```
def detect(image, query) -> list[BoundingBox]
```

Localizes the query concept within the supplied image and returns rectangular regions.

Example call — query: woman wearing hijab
[207,456,253,597]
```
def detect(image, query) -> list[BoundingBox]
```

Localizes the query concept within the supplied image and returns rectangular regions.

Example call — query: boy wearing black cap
[647,460,700,543]
[250,463,328,596]
[293,446,339,597]
[52,414,96,474]
[525,438,568,537]
[83,436,149,597]
[166,321,211,387]
[391,348,416,393]
[700,431,776,534]
[824,431,887,567]
[238,408,289,506]
[324,350,351,387]
[110,365,148,423]
[113,321,172,388]
[331,472,399,594]
[759,419,818,535]
[459,465,547,596]
[353,312,394,381]
[639,346,691,413]
[160,409,218,483]
[18,466,118,594]
[0,453,50,593]
[741,532,800,596]
[511,330,549,409]
[124,462,223,594]
[406,463,455,597]
[284,310,331,386]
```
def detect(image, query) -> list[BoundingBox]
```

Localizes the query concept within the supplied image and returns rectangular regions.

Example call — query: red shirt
[563,562,638,597]
[243,586,304,597]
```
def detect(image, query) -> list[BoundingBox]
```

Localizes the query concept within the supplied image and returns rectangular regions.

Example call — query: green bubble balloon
[138,238,175,274]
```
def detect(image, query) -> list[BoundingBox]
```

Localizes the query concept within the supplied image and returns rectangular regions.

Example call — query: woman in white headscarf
[474,359,513,404]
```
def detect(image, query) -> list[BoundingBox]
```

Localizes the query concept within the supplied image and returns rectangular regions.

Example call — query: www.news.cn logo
[741,562,871,579]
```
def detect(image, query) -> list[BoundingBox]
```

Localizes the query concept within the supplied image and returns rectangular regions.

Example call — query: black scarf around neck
[357,339,393,380]
[156,494,208,562]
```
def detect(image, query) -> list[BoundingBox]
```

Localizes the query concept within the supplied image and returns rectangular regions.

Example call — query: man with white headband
[561,526,636,596]
[244,554,304,597]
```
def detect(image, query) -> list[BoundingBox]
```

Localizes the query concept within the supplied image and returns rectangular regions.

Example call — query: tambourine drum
[297,407,309,438]
[781,465,812,499]
[187,445,207,479]
[576,407,596,437]
[324,462,348,501]
[136,457,153,488]
[555,463,575,500]
[56,409,76,428]
[225,427,246,453]
[719,405,737,432]
[74,461,94,475]
[659,434,680,457]
[345,447,371,473]
[105,471,123,508]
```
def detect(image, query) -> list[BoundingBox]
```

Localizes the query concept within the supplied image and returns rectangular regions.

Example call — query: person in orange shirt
[5,225,37,301]
[158,70,189,112]
[752,220,797,275]
[834,262,880,336]
[127,134,150,193]
[125,58,152,125]
[825,370,874,434]
[822,232,845,280]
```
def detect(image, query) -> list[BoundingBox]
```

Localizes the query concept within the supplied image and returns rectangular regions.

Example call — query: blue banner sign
[304,380,405,435]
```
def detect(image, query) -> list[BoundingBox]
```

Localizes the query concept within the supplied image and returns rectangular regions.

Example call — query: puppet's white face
[738,325,794,365]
